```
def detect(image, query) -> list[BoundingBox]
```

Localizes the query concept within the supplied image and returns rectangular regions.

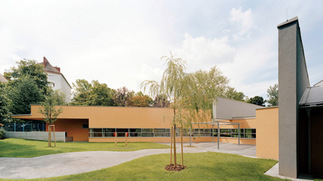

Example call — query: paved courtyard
[0,142,256,179]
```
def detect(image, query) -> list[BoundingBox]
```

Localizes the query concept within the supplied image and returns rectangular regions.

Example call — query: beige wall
[14,105,257,145]
[256,107,279,160]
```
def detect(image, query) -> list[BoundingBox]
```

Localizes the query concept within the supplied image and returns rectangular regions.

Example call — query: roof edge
[277,16,298,28]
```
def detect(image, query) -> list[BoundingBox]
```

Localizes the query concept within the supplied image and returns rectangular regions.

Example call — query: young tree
[39,92,63,147]
[247,96,265,106]
[267,84,278,106]
[142,54,230,170]
[142,53,187,170]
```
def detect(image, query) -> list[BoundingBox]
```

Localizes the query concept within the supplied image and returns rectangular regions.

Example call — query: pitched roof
[41,57,61,74]
[0,74,8,83]
[40,57,72,88]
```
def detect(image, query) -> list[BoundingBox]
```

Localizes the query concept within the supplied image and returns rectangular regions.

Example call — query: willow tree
[182,67,228,124]
[180,67,229,150]
[142,53,186,170]
[142,54,230,170]
[39,91,63,147]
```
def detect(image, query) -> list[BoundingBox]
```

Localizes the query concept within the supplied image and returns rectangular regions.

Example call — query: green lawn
[0,138,169,158]
[36,152,285,181]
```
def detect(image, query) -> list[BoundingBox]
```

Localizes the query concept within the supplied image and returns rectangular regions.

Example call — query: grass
[0,138,169,158]
[31,152,285,181]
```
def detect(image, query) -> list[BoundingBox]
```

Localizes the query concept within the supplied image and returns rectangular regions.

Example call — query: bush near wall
[0,128,6,139]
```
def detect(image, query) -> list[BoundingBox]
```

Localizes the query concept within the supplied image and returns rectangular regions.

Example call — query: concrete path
[265,163,313,181]
[0,142,256,179]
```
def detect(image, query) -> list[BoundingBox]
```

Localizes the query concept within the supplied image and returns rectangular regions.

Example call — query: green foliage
[3,59,50,115]
[0,127,6,139]
[5,75,44,114]
[223,87,245,101]
[267,84,278,106]
[39,91,63,125]
[5,59,48,93]
[128,94,153,107]
[142,54,230,126]
[0,138,169,158]
[247,96,265,106]
[52,90,67,106]
[46,152,281,181]
[142,53,187,126]
[0,85,12,123]
[182,66,229,123]
[113,87,134,106]
[71,79,115,106]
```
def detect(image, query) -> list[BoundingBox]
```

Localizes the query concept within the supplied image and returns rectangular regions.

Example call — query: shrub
[0,127,6,139]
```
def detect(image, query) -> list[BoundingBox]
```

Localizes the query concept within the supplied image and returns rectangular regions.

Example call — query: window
[82,124,89,128]
[88,128,256,139]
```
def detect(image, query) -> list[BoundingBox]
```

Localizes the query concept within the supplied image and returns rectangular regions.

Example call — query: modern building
[278,17,323,178]
[40,57,72,103]
[12,101,258,144]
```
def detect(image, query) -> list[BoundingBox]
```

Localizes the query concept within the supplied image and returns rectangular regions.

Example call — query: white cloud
[175,33,235,71]
[1,1,322,99]
[230,7,254,39]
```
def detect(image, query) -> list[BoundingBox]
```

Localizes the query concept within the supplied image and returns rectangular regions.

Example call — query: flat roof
[277,16,298,28]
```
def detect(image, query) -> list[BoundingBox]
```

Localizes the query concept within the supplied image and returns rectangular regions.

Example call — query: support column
[217,122,220,149]
[238,124,240,145]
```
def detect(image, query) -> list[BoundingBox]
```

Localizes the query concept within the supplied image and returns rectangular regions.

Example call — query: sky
[1,1,323,99]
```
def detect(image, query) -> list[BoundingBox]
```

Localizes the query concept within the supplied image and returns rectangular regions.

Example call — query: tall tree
[5,59,48,93]
[71,79,92,105]
[247,96,265,106]
[223,87,245,101]
[0,84,12,123]
[153,94,170,107]
[128,94,153,107]
[113,87,134,106]
[5,75,44,114]
[182,66,229,125]
[71,79,115,106]
[39,91,63,147]
[267,84,278,106]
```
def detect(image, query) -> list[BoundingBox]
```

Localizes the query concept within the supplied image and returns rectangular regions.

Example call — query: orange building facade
[13,105,260,146]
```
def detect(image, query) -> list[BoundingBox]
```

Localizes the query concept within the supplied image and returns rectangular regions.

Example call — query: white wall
[5,131,66,142]
[47,72,71,103]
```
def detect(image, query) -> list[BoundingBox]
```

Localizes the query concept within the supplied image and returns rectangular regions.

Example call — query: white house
[41,57,72,103]
[0,74,8,83]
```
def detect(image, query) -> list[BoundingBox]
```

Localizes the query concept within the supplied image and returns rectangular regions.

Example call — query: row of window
[89,128,256,139]
[4,122,46,132]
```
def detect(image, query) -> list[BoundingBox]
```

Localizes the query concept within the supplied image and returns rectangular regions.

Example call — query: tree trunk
[170,126,173,165]
[53,125,56,147]
[48,125,51,147]
[173,125,177,166]
[181,126,184,168]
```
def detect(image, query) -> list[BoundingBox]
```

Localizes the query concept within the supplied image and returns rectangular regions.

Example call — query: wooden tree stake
[170,126,173,164]
[181,126,184,168]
